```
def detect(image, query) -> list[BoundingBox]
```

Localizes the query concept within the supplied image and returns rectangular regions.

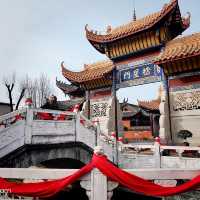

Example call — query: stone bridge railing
[1,108,200,169]
[119,143,200,169]
[0,108,100,158]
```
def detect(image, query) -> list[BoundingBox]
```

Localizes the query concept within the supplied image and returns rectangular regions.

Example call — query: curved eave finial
[85,24,104,43]
[61,61,65,71]
[85,24,93,37]
[61,61,64,67]
[61,61,71,74]
[61,61,78,84]
[182,12,191,30]
[85,24,89,32]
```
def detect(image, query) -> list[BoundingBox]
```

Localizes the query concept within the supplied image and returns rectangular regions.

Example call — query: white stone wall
[170,88,200,145]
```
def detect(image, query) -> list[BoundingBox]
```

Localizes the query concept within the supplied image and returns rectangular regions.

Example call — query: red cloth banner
[92,154,200,197]
[0,163,93,198]
[0,154,200,198]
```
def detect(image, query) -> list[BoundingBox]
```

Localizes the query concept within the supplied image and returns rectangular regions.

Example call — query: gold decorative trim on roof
[155,32,200,64]
[85,0,188,43]
[61,60,114,84]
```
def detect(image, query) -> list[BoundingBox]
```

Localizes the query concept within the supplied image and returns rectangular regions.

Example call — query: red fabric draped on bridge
[0,154,200,198]
[92,154,200,197]
[0,162,93,198]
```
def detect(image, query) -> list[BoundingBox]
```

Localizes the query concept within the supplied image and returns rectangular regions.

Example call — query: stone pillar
[91,169,107,200]
[159,83,171,144]
[85,90,90,119]
[107,97,123,134]
[87,146,118,200]
[24,109,33,144]
[154,141,161,168]
[81,174,118,200]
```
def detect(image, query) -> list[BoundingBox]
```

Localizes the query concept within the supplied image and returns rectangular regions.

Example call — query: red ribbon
[0,154,200,198]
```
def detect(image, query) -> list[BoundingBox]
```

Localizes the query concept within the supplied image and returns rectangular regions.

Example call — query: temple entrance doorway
[117,82,161,144]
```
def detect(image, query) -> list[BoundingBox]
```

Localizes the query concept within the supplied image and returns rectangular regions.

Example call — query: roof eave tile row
[61,61,114,83]
[138,99,161,110]
[155,33,200,65]
[61,31,200,85]
[85,0,179,43]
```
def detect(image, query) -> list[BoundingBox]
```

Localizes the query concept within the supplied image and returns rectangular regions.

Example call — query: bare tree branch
[15,78,27,110]
[3,72,54,111]
[3,73,16,112]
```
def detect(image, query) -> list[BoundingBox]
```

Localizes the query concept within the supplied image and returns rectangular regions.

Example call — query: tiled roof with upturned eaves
[85,0,188,43]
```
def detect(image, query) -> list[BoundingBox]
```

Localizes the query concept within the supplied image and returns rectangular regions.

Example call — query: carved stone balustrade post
[107,181,118,200]
[24,109,33,144]
[80,180,91,200]
[154,141,161,168]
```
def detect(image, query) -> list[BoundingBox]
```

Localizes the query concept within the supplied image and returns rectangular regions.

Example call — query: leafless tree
[3,73,26,111]
[38,74,52,107]
[24,74,53,108]
[3,73,54,111]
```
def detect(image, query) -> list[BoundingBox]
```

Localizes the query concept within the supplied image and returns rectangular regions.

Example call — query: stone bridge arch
[0,142,93,168]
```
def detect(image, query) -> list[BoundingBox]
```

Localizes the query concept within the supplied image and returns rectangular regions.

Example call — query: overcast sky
[0,0,199,104]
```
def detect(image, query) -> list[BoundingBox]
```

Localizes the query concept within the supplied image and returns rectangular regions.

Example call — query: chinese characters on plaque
[116,62,163,89]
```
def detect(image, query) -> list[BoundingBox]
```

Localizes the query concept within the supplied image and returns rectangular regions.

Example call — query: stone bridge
[0,108,113,168]
[1,109,200,199]
[1,108,200,170]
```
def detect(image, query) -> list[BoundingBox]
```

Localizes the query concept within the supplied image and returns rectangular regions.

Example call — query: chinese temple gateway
[57,0,200,146]
[1,1,200,200]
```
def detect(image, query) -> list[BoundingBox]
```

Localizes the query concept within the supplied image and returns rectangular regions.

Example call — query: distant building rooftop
[0,102,11,116]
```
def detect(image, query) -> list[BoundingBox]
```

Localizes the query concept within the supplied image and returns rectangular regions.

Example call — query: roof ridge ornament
[132,0,136,21]
[106,25,112,34]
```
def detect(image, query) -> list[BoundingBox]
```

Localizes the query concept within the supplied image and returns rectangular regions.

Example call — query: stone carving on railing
[173,91,200,111]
